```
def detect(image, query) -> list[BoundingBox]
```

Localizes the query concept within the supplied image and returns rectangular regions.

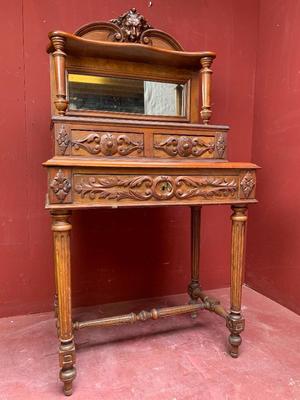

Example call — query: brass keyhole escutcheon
[152,176,175,200]
[161,182,172,192]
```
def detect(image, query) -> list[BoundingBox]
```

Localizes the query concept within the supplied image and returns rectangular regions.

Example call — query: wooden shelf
[48,31,215,69]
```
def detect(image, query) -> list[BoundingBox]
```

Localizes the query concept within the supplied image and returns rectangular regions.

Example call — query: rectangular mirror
[67,73,187,117]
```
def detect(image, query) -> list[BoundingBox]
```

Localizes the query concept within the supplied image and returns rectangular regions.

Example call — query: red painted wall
[0,0,258,317]
[245,0,300,315]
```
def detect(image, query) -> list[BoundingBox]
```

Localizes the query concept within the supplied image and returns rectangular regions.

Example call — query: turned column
[52,36,68,115]
[227,205,247,358]
[51,211,76,396]
[188,206,202,317]
[200,56,214,124]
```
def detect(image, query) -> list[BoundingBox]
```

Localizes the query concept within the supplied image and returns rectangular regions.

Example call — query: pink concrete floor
[0,287,299,400]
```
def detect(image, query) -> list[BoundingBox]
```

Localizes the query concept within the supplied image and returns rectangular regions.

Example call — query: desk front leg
[227,205,247,358]
[51,211,76,396]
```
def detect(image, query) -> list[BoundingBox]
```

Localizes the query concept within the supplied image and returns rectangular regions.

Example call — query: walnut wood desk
[44,9,258,396]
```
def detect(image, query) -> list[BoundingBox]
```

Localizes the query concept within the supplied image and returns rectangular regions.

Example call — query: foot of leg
[59,340,76,396]
[188,281,201,318]
[226,312,245,358]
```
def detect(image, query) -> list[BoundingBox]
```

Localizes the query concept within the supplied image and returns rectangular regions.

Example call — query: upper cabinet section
[47,8,216,124]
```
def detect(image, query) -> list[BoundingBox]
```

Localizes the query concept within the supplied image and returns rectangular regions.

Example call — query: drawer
[47,167,257,207]
[153,132,226,159]
[55,125,144,158]
[72,173,244,206]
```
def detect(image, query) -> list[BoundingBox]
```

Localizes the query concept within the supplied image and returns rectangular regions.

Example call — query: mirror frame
[62,55,195,122]
[66,71,189,119]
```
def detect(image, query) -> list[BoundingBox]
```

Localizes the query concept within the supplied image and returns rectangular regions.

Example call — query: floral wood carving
[110,8,152,43]
[215,133,226,158]
[72,133,143,156]
[240,172,255,198]
[56,125,70,155]
[154,136,215,158]
[75,175,238,202]
[50,169,71,202]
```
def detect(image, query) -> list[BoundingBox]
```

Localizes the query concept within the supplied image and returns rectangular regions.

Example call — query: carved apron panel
[73,174,239,204]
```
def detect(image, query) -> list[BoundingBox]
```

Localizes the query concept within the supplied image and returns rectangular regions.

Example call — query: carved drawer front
[56,126,144,157]
[153,132,226,159]
[73,174,240,205]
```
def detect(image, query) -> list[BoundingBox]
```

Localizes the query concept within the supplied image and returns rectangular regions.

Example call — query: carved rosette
[56,125,70,155]
[72,133,143,156]
[110,8,152,43]
[50,169,72,202]
[154,136,215,158]
[240,172,255,198]
[75,175,238,202]
[215,133,226,158]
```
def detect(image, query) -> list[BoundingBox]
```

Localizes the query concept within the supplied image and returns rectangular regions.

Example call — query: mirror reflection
[68,74,187,117]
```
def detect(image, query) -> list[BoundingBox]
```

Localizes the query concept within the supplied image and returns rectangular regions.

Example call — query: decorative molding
[110,8,152,43]
[59,341,76,395]
[240,171,255,198]
[72,133,143,156]
[215,133,226,158]
[226,316,245,334]
[50,169,72,202]
[75,175,238,202]
[154,136,215,157]
[59,342,76,369]
[56,125,70,155]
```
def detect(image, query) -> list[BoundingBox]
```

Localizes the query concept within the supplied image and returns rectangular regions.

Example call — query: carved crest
[110,8,152,43]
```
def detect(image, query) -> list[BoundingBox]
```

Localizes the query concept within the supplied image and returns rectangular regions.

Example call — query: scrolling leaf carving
[110,8,152,43]
[175,177,237,199]
[154,136,215,157]
[72,133,143,156]
[75,175,238,202]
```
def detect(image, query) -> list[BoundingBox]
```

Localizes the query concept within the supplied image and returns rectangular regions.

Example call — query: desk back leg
[188,206,202,318]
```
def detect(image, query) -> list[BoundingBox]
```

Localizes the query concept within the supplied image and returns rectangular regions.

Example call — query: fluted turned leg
[227,205,247,358]
[188,206,202,318]
[53,245,59,336]
[52,211,76,396]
